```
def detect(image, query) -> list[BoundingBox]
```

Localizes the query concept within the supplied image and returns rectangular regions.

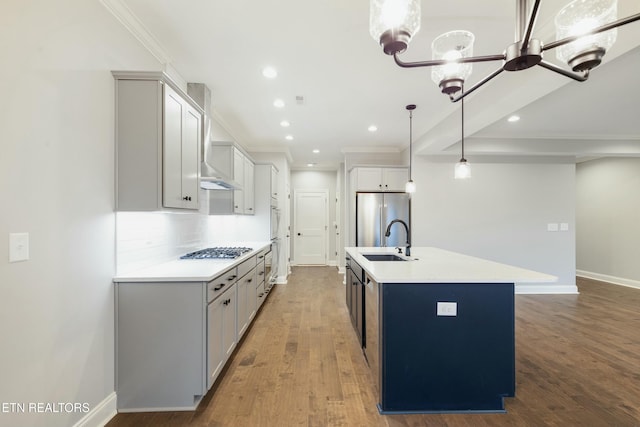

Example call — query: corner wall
[576,158,640,288]
[411,159,577,293]
[0,1,161,426]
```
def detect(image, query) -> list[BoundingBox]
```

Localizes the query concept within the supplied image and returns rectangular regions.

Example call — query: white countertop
[113,242,272,283]
[345,247,557,284]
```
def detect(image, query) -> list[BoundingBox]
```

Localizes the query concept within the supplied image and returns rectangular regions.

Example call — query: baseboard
[515,283,579,294]
[72,392,117,427]
[337,266,345,275]
[577,270,640,290]
[327,260,337,267]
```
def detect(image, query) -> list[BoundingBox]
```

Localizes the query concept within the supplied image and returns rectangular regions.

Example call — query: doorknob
[297,232,301,236]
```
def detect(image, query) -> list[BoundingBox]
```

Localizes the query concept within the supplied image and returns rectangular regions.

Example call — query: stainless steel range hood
[200,156,241,190]
[188,82,240,191]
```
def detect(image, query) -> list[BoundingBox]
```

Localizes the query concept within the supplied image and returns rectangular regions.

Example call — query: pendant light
[405,104,416,193]
[454,86,471,179]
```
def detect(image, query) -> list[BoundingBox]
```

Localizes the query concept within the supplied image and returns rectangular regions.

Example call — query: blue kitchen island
[345,247,556,414]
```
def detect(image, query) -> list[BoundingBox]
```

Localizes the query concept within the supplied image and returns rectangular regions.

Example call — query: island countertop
[345,246,557,284]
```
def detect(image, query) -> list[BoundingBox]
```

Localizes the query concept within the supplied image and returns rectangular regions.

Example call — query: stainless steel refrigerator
[356,192,410,247]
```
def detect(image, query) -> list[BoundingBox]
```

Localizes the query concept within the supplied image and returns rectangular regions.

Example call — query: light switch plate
[547,223,559,232]
[437,302,457,316]
[9,233,29,262]
[560,223,569,231]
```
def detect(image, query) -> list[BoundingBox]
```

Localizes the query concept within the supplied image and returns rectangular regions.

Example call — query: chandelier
[370,0,640,102]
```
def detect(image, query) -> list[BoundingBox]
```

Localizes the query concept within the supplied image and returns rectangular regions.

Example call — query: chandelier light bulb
[555,0,618,71]
[369,0,421,55]
[431,30,475,95]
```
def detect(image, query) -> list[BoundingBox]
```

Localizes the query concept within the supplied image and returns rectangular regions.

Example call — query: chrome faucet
[384,219,411,256]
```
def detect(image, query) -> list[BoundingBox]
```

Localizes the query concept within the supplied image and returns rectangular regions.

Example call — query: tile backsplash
[116,210,265,274]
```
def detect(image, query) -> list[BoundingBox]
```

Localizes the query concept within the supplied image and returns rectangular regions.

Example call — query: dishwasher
[346,256,365,347]
[363,272,380,397]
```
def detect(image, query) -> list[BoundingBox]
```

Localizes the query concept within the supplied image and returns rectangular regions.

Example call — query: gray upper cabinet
[114,71,203,211]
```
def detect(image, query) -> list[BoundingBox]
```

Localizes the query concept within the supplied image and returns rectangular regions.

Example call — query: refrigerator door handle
[380,203,385,247]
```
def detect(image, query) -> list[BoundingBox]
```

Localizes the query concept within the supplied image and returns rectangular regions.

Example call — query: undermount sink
[362,254,408,262]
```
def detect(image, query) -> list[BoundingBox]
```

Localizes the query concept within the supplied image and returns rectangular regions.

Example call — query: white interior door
[294,190,328,265]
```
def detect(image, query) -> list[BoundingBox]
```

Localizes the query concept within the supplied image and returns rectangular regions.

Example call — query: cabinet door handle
[297,232,301,236]
[248,208,253,211]
[258,271,264,276]
[183,196,192,201]
[227,275,237,281]
[213,283,225,291]
[247,278,252,283]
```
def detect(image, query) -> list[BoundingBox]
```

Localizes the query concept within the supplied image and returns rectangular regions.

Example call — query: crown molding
[340,146,401,154]
[100,0,172,64]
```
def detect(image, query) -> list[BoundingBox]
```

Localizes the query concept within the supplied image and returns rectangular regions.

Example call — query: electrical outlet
[437,302,457,317]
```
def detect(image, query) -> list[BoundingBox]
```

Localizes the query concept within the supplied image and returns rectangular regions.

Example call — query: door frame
[292,189,329,265]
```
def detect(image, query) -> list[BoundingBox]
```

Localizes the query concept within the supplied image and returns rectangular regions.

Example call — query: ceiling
[119,0,640,169]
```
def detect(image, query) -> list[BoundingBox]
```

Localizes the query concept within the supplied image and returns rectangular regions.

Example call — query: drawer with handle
[207,266,238,303]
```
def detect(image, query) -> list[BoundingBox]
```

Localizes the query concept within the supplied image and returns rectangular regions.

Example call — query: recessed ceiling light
[285,135,294,141]
[273,99,285,108]
[507,115,520,123]
[280,120,290,127]
[307,163,315,167]
[368,125,378,132]
[312,149,319,153]
[262,66,277,79]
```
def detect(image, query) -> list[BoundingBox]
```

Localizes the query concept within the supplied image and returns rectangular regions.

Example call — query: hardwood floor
[107,268,640,427]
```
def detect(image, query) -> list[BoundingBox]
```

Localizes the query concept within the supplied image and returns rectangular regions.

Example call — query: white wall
[410,158,577,293]
[0,1,161,426]
[290,170,338,265]
[576,158,640,288]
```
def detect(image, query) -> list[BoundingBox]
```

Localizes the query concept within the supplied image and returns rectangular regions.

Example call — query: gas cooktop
[180,247,253,260]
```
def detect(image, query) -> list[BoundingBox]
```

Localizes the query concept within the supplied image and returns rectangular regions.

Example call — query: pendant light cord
[461,84,465,161]
[409,109,413,180]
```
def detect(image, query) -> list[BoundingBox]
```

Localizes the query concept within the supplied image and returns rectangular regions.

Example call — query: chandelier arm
[393,53,505,69]
[543,12,640,52]
[538,60,589,82]
[449,67,504,103]
[521,0,541,51]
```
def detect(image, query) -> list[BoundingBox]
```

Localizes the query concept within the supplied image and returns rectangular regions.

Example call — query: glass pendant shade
[555,0,618,71]
[454,159,471,180]
[370,0,421,55]
[431,30,475,94]
[405,179,416,193]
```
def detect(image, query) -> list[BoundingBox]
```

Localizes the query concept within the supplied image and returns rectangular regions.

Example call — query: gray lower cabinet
[236,256,257,339]
[116,281,207,411]
[207,272,238,391]
[116,258,267,412]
